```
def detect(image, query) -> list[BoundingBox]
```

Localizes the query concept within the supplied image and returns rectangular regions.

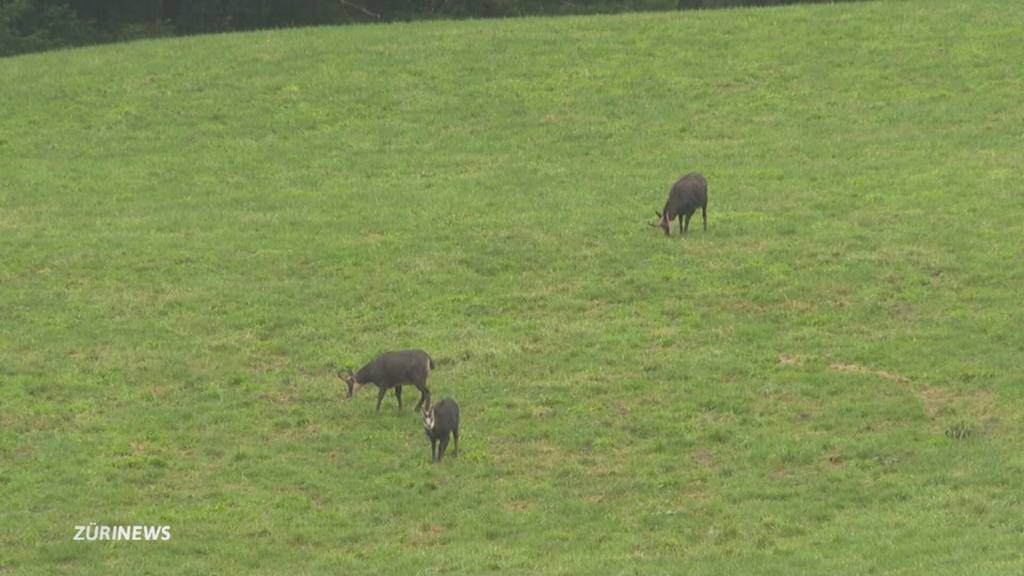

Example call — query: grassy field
[2,0,1023,573]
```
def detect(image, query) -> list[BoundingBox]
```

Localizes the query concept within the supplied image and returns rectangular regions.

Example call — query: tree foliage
[1,0,859,56]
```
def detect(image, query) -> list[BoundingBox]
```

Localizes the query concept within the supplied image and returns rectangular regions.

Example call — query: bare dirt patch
[691,449,715,468]
[829,362,910,383]
[914,385,997,419]
[407,524,446,547]
[778,354,803,366]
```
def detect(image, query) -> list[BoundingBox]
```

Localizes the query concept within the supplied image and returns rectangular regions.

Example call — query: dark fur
[340,349,434,412]
[423,398,460,463]
[653,172,708,236]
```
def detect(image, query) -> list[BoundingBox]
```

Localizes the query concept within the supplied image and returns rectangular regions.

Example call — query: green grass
[2,1,1024,573]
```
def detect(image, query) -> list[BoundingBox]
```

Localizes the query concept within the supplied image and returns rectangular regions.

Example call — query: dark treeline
[2,0,855,56]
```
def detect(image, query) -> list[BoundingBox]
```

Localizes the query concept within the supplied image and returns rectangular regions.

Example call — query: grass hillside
[2,1,1023,573]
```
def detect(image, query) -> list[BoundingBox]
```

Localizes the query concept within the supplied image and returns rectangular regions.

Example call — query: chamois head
[339,368,362,398]
[422,404,435,431]
[649,211,671,236]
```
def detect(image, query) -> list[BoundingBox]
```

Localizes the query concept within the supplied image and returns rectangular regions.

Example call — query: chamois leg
[394,385,402,410]
[702,206,707,231]
[438,434,450,462]
[683,213,693,234]
[415,383,430,411]
[375,386,387,412]
[430,437,438,463]
[452,428,460,457]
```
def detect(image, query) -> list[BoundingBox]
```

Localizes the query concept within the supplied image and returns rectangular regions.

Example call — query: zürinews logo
[73,524,172,541]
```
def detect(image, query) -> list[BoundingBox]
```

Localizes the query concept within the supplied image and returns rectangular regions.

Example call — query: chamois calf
[340,349,434,412]
[650,172,708,236]
[422,398,460,463]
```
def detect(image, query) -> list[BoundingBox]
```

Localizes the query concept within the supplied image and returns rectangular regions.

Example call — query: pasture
[1,0,1023,573]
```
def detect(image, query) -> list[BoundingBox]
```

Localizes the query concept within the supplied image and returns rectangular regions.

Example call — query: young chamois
[422,398,460,463]
[650,172,708,236]
[340,349,434,412]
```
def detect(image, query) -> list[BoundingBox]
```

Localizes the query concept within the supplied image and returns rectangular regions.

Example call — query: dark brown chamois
[422,397,460,463]
[340,349,434,412]
[650,172,708,236]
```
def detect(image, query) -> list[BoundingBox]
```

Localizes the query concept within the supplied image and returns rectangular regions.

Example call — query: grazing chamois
[340,349,434,412]
[422,398,460,463]
[650,172,708,236]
